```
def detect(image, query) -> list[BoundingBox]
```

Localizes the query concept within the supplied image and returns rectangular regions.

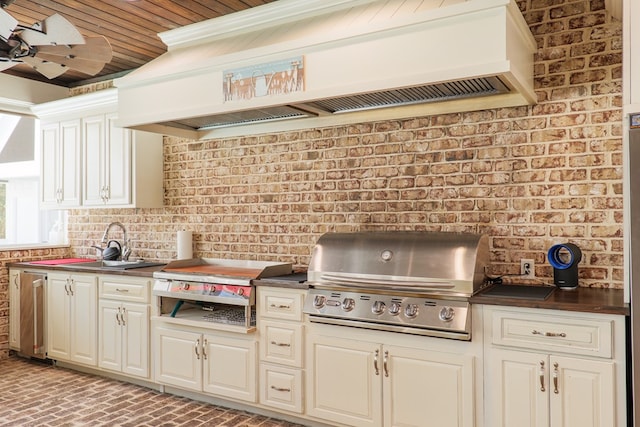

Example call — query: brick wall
[66,0,623,287]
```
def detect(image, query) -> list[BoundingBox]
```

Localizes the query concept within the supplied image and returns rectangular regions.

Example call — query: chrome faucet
[101,222,131,260]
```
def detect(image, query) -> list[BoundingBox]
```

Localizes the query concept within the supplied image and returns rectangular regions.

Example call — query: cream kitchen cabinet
[33,88,163,209]
[153,322,258,403]
[257,287,306,414]
[306,325,475,427]
[46,271,98,366]
[9,269,20,351]
[82,112,163,208]
[482,305,626,427]
[98,275,151,379]
[40,119,82,208]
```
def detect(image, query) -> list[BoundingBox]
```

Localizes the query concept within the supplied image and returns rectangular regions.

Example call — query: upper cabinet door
[41,120,82,208]
[82,114,106,206]
[105,113,132,206]
[40,123,60,207]
[82,113,132,207]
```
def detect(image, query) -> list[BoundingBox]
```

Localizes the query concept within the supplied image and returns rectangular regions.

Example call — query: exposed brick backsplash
[63,0,623,289]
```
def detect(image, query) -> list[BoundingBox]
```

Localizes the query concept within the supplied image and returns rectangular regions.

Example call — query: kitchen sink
[65,260,165,270]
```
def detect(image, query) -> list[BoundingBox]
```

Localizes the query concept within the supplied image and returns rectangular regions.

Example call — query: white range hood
[115,0,536,140]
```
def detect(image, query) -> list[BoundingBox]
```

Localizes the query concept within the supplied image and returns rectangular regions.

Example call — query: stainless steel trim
[320,273,456,290]
[307,315,471,340]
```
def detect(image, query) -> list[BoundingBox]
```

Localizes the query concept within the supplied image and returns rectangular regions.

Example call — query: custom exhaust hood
[115,0,536,140]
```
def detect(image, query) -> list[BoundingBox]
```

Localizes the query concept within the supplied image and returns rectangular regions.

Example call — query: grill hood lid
[115,0,536,140]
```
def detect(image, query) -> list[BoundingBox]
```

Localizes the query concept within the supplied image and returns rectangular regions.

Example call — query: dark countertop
[254,272,309,290]
[9,262,628,316]
[9,261,165,278]
[471,284,629,316]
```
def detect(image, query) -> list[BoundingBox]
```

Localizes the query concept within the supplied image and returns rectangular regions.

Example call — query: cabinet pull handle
[539,361,546,392]
[69,279,74,296]
[13,274,19,289]
[270,304,291,309]
[116,307,122,325]
[270,341,291,347]
[195,339,200,360]
[383,350,389,377]
[374,349,380,375]
[115,288,129,293]
[64,283,69,295]
[202,339,208,360]
[532,330,566,338]
[121,307,126,326]
[270,385,291,393]
[553,362,559,394]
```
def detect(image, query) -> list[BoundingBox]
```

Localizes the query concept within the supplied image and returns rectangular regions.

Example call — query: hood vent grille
[305,76,510,114]
[167,76,510,131]
[166,105,312,131]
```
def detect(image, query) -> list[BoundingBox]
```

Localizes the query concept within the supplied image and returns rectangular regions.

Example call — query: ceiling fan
[0,0,112,79]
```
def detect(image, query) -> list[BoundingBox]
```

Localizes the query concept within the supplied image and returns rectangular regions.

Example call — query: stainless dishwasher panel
[19,272,46,359]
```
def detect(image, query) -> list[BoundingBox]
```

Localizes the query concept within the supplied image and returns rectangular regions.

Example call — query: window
[0,113,66,247]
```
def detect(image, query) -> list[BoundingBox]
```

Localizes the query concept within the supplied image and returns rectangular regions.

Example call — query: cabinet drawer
[258,288,305,321]
[99,276,150,303]
[260,320,304,367]
[259,363,303,414]
[491,309,613,358]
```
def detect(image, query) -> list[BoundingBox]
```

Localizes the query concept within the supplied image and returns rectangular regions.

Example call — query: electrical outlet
[521,259,535,278]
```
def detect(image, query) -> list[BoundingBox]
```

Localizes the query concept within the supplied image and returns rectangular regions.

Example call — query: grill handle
[319,273,456,291]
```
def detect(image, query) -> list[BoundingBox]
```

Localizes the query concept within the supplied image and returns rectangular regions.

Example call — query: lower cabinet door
[154,326,202,391]
[47,274,71,361]
[203,333,257,402]
[121,302,149,378]
[384,345,475,427]
[487,348,549,427]
[549,355,615,427]
[98,300,122,372]
[306,333,382,427]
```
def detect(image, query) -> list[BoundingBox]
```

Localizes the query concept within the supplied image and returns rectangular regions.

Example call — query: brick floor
[0,356,306,427]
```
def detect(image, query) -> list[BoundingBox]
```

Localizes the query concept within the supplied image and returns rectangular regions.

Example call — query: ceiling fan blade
[0,60,18,71]
[37,36,112,63]
[35,52,105,75]
[20,14,85,46]
[21,56,67,79]
[0,7,17,40]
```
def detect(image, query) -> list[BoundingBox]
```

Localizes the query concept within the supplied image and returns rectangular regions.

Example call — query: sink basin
[66,260,165,270]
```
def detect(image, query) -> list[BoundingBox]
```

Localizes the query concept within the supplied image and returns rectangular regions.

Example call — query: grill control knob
[389,302,401,316]
[404,304,419,319]
[439,307,455,322]
[342,298,355,312]
[372,301,386,315]
[313,295,326,309]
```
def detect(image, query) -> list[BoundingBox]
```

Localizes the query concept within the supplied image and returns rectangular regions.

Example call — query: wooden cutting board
[162,264,264,278]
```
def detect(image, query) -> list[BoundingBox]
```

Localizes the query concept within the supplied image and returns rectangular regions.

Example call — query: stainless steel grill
[303,231,489,340]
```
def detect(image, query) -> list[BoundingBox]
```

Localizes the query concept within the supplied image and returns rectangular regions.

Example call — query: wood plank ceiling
[2,0,277,87]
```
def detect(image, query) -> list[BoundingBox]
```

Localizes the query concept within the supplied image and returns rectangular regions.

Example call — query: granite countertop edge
[470,285,629,316]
